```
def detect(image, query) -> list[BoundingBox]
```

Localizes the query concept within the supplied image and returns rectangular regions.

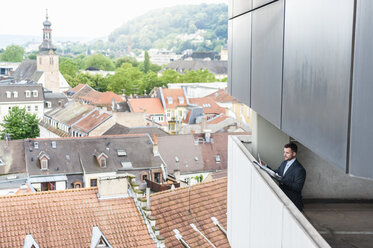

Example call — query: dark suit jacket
[274,159,306,211]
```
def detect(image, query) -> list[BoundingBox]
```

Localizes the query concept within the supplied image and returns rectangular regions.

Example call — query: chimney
[201,115,207,131]
[97,175,129,200]
[146,187,151,209]
[153,134,159,156]
[60,100,65,108]
[174,169,180,183]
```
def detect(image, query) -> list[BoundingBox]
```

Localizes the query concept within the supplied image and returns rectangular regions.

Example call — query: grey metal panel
[253,0,277,9]
[232,0,253,18]
[251,0,284,128]
[350,0,373,179]
[282,0,354,171]
[231,13,251,106]
[228,0,233,19]
[228,20,233,95]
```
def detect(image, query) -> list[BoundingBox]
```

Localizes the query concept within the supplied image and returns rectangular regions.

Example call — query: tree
[107,63,143,95]
[85,54,115,71]
[143,51,150,73]
[1,107,40,140]
[0,45,25,62]
[60,58,79,78]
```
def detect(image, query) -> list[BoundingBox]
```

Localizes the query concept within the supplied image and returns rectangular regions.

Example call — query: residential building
[163,60,228,80]
[0,81,44,124]
[128,98,167,126]
[149,177,229,247]
[77,90,126,111]
[189,97,226,119]
[0,140,27,196]
[25,134,165,191]
[0,177,156,247]
[228,1,373,247]
[0,62,20,77]
[103,123,169,137]
[168,82,227,98]
[158,88,189,134]
[43,91,68,110]
[12,13,70,93]
[70,109,112,137]
[42,102,94,136]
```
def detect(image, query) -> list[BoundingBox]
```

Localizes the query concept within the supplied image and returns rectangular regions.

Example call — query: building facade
[228,0,373,247]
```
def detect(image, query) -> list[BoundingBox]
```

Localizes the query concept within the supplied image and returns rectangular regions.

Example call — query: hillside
[108,3,228,53]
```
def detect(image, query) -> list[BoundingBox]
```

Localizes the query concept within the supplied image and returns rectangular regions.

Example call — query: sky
[0,0,228,38]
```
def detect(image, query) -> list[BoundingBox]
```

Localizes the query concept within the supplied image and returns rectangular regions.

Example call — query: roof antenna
[188,184,191,214]
[46,8,48,20]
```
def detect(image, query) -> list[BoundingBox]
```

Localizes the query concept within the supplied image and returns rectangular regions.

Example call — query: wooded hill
[108,3,228,53]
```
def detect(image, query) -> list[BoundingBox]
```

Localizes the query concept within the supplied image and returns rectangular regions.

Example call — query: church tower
[36,10,60,93]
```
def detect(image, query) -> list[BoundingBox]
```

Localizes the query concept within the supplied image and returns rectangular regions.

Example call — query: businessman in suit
[263,142,306,211]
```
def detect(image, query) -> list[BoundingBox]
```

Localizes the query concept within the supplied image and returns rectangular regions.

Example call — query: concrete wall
[251,111,373,199]
[251,111,289,168]
[298,143,373,199]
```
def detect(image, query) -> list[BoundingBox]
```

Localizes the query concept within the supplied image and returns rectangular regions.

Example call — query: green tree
[143,51,150,73]
[0,45,25,62]
[1,107,40,140]
[60,58,79,78]
[115,56,139,68]
[159,70,180,84]
[107,63,144,95]
[85,54,115,71]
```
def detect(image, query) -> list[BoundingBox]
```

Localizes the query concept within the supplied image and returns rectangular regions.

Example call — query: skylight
[117,150,127,157]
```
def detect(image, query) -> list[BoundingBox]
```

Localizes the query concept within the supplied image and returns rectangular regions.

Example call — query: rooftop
[72,110,112,134]
[189,97,226,115]
[161,88,188,109]
[128,98,165,114]
[0,188,155,247]
[206,88,238,103]
[103,123,169,137]
[150,177,229,248]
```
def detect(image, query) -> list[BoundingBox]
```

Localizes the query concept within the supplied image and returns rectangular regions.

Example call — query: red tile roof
[150,178,229,248]
[70,83,85,93]
[189,97,226,115]
[207,115,229,124]
[72,110,112,133]
[79,91,125,106]
[161,88,188,109]
[0,188,155,247]
[128,98,165,114]
[206,88,238,103]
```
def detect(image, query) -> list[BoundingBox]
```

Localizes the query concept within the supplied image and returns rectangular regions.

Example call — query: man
[263,142,306,211]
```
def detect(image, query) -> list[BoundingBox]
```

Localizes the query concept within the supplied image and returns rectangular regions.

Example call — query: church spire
[39,9,56,53]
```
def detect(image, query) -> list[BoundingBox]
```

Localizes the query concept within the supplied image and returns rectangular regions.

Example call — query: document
[253,160,280,179]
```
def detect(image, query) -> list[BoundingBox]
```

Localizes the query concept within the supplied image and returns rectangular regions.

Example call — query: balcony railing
[227,136,330,248]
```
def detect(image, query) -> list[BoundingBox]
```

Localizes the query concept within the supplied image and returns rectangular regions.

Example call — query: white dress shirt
[283,158,296,176]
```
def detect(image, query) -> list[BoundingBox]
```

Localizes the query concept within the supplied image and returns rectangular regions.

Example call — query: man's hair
[284,142,297,153]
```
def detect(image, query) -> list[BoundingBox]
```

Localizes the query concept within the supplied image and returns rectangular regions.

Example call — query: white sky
[1,0,228,38]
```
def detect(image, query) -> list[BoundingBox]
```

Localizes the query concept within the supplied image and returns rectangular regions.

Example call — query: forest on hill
[107,3,227,54]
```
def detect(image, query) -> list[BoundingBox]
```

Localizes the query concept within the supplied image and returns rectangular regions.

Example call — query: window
[167,111,171,118]
[32,90,38,97]
[100,158,106,168]
[41,182,55,191]
[26,90,31,97]
[159,116,164,121]
[50,57,54,65]
[27,106,31,112]
[46,101,52,108]
[13,91,18,98]
[142,174,148,182]
[154,172,161,183]
[6,91,11,98]
[41,159,48,170]
[167,97,173,104]
[34,142,39,149]
[178,97,184,104]
[51,141,56,148]
[90,179,97,187]
[215,155,221,163]
[179,110,183,117]
[39,57,42,65]
[35,106,38,112]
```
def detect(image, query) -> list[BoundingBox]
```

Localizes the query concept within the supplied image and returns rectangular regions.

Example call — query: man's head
[283,142,297,161]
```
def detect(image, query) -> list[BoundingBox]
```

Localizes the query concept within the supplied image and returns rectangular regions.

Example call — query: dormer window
[94,152,108,168]
[26,90,31,98]
[38,151,50,171]
[34,142,39,149]
[51,141,56,148]
[178,96,184,104]
[6,91,11,98]
[167,97,173,104]
[13,91,18,98]
[91,226,112,248]
[33,90,38,97]
[117,150,126,157]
